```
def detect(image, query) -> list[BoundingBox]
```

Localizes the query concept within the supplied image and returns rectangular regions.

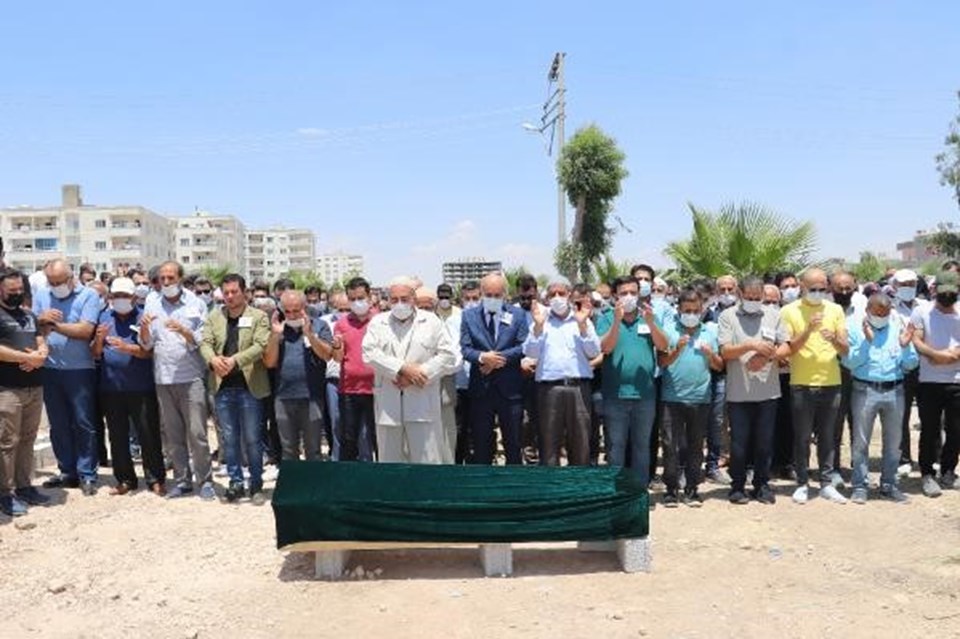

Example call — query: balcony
[110,221,142,230]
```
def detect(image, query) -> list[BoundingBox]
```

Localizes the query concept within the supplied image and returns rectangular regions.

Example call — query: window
[183,256,191,264]
[35,238,58,252]
[95,241,106,251]
[180,239,190,247]
[95,220,106,229]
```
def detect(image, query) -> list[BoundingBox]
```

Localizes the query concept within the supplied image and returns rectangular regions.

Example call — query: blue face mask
[680,313,701,328]
[639,281,652,298]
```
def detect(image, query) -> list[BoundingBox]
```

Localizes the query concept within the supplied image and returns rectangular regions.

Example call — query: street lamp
[523,52,566,247]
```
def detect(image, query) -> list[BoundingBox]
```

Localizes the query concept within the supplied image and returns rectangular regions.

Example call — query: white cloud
[412,219,477,255]
[296,127,328,137]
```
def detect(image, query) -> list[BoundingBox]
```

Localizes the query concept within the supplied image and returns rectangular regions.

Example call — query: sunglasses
[807,288,828,293]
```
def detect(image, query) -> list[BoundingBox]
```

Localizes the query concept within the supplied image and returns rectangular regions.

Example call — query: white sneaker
[897,463,912,477]
[820,484,848,504]
[214,466,230,478]
[830,472,846,489]
[262,466,280,483]
[792,485,809,505]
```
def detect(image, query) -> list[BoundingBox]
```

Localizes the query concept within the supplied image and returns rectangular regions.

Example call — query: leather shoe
[42,475,80,489]
[150,482,167,497]
[109,483,134,496]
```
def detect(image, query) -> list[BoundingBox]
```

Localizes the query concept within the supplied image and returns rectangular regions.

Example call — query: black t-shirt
[220,314,247,389]
[0,305,41,388]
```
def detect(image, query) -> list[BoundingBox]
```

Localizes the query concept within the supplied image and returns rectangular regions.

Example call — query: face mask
[620,294,638,314]
[549,296,570,316]
[666,295,677,306]
[391,302,414,321]
[896,286,917,302]
[315,301,329,315]
[3,293,24,309]
[638,281,652,298]
[482,296,502,314]
[437,298,452,310]
[937,292,958,308]
[285,318,305,329]
[198,293,212,305]
[680,313,701,328]
[161,284,181,299]
[464,300,480,310]
[741,299,763,315]
[51,283,72,299]
[112,298,133,315]
[867,314,889,329]
[651,293,665,304]
[833,292,853,308]
[719,293,737,307]
[781,286,800,303]
[134,284,150,299]
[805,290,826,305]
[350,299,370,316]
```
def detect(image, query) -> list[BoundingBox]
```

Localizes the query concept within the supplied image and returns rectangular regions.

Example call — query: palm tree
[592,253,631,286]
[199,265,233,286]
[664,202,817,280]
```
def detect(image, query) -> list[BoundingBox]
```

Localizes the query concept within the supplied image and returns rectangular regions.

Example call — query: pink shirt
[335,312,375,394]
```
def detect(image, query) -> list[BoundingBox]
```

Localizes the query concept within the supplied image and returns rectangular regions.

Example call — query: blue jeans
[706,374,726,473]
[728,400,778,492]
[325,379,341,461]
[850,381,904,489]
[43,368,98,482]
[216,387,264,488]
[604,397,655,488]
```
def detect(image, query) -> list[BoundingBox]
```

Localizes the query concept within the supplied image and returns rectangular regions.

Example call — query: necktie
[487,312,496,342]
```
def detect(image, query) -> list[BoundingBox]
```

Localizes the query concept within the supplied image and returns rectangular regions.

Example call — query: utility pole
[547,52,566,245]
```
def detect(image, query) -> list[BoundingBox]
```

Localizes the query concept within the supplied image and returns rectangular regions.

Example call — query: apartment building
[317,251,364,285]
[441,257,502,287]
[172,210,246,273]
[0,184,173,274]
[245,228,317,282]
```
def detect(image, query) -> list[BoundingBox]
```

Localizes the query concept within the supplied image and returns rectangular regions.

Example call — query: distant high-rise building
[245,228,317,282]
[0,184,173,274]
[171,210,246,274]
[317,252,364,285]
[441,257,502,287]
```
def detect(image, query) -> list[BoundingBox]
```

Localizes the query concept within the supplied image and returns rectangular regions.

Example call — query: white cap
[653,276,666,288]
[110,277,136,296]
[893,269,917,283]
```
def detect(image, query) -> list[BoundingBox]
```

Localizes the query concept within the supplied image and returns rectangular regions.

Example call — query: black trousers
[773,373,794,470]
[648,376,663,473]
[660,401,709,492]
[831,366,855,471]
[900,369,919,463]
[454,390,473,464]
[917,382,960,477]
[470,390,524,465]
[101,391,164,488]
[536,381,591,467]
[338,393,377,462]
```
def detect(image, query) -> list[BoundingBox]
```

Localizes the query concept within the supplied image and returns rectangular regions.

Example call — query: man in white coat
[362,277,459,464]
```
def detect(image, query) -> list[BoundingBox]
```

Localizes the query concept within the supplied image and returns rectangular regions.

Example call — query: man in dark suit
[460,273,529,465]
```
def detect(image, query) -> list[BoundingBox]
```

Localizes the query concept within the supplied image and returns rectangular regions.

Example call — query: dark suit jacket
[460,302,529,400]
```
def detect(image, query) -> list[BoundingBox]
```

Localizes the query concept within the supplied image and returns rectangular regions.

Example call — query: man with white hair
[362,277,458,464]
[522,276,601,466]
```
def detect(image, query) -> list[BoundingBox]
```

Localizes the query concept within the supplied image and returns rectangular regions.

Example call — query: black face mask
[833,292,853,308]
[937,292,958,307]
[2,293,24,309]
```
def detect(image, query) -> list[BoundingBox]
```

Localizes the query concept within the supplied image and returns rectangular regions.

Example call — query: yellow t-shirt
[780,299,844,387]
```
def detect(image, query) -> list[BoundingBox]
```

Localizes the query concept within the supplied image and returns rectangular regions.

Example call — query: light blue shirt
[662,321,719,403]
[843,314,919,383]
[522,311,601,381]
[141,288,208,385]
[33,283,100,370]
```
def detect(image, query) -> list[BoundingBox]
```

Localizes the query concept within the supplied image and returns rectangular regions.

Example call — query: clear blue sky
[1,2,958,284]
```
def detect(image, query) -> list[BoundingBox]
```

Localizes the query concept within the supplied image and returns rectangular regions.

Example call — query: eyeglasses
[519,294,536,301]
[807,288,828,293]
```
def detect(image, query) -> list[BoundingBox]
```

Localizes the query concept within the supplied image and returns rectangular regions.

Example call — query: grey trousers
[156,380,211,487]
[275,397,324,461]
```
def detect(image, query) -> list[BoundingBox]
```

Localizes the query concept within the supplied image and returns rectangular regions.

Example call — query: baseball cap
[936,271,959,293]
[893,269,917,283]
[110,277,136,296]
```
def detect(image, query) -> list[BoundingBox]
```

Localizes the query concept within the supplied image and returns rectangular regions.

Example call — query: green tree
[286,270,325,290]
[592,253,631,285]
[555,124,629,281]
[851,251,888,283]
[664,202,817,280]
[925,223,960,259]
[199,265,233,286]
[935,90,960,209]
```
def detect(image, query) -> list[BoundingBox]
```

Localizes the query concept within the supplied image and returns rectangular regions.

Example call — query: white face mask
[781,286,800,303]
[391,302,414,321]
[198,293,212,305]
[51,283,72,299]
[161,284,181,299]
[350,299,370,317]
[651,293,665,304]
[111,298,133,315]
[741,299,763,315]
[620,294,638,314]
[437,298,452,310]
[482,296,502,314]
[805,290,826,305]
[285,318,305,329]
[867,314,889,330]
[463,300,480,310]
[549,296,570,316]
[895,286,917,302]
[134,284,150,299]
[719,293,737,307]
[680,313,701,328]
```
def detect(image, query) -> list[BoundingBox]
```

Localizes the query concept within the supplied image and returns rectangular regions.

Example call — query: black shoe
[42,475,80,489]
[224,482,245,503]
[15,486,52,506]
[753,485,777,505]
[684,488,703,508]
[80,481,98,496]
[662,490,679,508]
[728,490,750,505]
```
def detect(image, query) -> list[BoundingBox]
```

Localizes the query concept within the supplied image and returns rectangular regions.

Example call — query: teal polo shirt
[595,309,658,401]
[662,321,719,404]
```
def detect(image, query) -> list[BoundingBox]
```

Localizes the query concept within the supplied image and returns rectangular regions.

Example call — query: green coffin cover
[272,461,649,548]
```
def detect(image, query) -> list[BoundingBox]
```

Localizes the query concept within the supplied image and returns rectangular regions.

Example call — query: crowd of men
[1,256,959,517]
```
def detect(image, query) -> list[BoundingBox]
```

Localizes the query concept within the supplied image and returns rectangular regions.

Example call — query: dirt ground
[2,425,959,639]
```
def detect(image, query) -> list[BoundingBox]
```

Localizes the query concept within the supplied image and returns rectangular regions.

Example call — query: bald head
[388,276,417,299]
[802,268,828,289]
[480,273,507,297]
[45,259,71,280]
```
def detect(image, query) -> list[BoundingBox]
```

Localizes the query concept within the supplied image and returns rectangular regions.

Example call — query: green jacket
[200,305,271,399]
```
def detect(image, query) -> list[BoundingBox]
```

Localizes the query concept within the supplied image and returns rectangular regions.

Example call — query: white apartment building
[245,228,317,282]
[0,184,173,274]
[172,210,246,273]
[317,251,364,285]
